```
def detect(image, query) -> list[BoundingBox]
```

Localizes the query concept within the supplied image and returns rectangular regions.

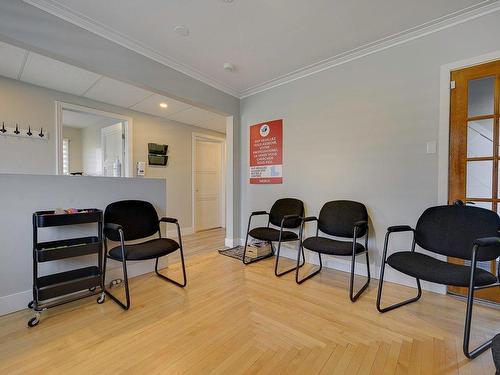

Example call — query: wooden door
[194,139,222,232]
[448,60,500,302]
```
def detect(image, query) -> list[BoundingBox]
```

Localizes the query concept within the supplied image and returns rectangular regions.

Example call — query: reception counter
[0,174,166,315]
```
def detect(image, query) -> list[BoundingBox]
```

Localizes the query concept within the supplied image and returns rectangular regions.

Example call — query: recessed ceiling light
[174,25,190,37]
[159,103,168,108]
[223,63,235,72]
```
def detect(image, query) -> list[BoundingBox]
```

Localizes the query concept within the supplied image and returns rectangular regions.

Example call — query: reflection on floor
[0,228,497,373]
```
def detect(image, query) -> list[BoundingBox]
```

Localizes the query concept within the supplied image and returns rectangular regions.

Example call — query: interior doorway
[192,133,225,232]
[448,59,500,303]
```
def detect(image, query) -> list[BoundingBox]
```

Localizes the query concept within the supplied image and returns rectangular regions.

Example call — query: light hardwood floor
[0,228,499,374]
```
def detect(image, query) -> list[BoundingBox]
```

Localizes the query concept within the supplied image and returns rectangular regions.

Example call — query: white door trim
[55,101,134,177]
[192,132,226,233]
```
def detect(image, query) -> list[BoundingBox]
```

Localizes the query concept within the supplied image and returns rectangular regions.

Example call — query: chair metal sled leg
[462,246,498,359]
[296,249,323,284]
[376,230,422,312]
[275,239,305,277]
[376,259,422,312]
[154,247,187,288]
[349,250,371,302]
[103,241,131,310]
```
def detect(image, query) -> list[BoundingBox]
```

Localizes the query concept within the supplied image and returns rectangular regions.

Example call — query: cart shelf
[36,236,101,262]
[34,209,102,227]
[36,266,101,301]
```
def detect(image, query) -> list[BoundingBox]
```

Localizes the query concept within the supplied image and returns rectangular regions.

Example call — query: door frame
[55,101,133,177]
[438,50,500,296]
[192,132,226,233]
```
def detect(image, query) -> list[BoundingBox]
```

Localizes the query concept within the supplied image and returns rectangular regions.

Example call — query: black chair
[102,200,187,310]
[243,198,305,277]
[492,334,500,375]
[376,203,500,359]
[296,200,370,301]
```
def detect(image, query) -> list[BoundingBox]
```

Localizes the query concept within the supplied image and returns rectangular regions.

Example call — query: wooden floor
[0,228,499,374]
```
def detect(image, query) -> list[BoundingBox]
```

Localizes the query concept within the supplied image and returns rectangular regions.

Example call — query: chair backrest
[269,198,304,228]
[318,200,368,238]
[415,204,500,261]
[104,200,159,241]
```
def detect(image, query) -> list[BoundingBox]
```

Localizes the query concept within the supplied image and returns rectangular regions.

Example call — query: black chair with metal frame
[492,334,500,375]
[102,200,187,310]
[242,198,305,277]
[296,200,370,302]
[376,202,500,359]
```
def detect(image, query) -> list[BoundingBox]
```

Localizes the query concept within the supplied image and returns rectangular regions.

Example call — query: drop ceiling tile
[21,52,100,96]
[0,41,27,80]
[84,77,151,108]
[167,107,218,126]
[130,93,191,118]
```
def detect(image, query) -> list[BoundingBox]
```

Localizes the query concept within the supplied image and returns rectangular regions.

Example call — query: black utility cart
[29,209,105,327]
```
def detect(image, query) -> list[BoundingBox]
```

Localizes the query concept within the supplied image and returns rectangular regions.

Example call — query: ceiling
[0,41,227,133]
[24,0,497,97]
[63,110,122,129]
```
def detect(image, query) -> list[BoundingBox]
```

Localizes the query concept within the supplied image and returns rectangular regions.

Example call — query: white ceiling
[0,40,227,133]
[23,0,496,97]
[63,110,122,129]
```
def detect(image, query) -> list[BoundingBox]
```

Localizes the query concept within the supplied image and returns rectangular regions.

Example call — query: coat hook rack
[0,121,49,141]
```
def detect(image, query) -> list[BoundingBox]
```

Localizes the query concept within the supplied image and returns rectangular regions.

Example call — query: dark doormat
[218,246,274,263]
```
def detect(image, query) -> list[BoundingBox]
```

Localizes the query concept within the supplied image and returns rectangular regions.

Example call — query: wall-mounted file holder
[0,122,49,141]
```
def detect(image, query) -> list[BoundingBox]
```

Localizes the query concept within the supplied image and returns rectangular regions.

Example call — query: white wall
[240,11,500,292]
[0,174,166,315]
[0,76,224,232]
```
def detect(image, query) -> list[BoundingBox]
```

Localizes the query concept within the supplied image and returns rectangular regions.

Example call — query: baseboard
[225,237,240,247]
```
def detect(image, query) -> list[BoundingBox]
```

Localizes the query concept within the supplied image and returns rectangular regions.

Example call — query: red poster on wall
[249,119,283,184]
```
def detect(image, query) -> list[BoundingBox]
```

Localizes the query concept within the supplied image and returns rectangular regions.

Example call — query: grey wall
[240,11,500,291]
[0,76,224,231]
[0,174,166,315]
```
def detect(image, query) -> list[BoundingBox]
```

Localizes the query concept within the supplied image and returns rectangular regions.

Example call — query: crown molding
[239,0,500,98]
[23,0,500,100]
[22,0,241,98]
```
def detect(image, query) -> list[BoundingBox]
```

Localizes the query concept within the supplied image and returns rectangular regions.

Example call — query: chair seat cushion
[108,238,179,261]
[302,236,365,255]
[249,227,298,242]
[387,251,497,287]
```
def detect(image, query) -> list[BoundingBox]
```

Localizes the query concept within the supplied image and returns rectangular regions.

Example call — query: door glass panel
[464,259,492,272]
[466,160,492,198]
[468,201,492,210]
[468,76,495,117]
[467,119,494,157]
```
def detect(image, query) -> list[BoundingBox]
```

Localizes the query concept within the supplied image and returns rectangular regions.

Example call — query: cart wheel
[97,293,105,304]
[28,316,39,327]
[89,286,97,292]
[28,301,34,309]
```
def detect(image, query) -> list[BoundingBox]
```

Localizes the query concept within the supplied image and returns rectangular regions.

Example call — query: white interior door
[101,123,124,177]
[194,139,222,231]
